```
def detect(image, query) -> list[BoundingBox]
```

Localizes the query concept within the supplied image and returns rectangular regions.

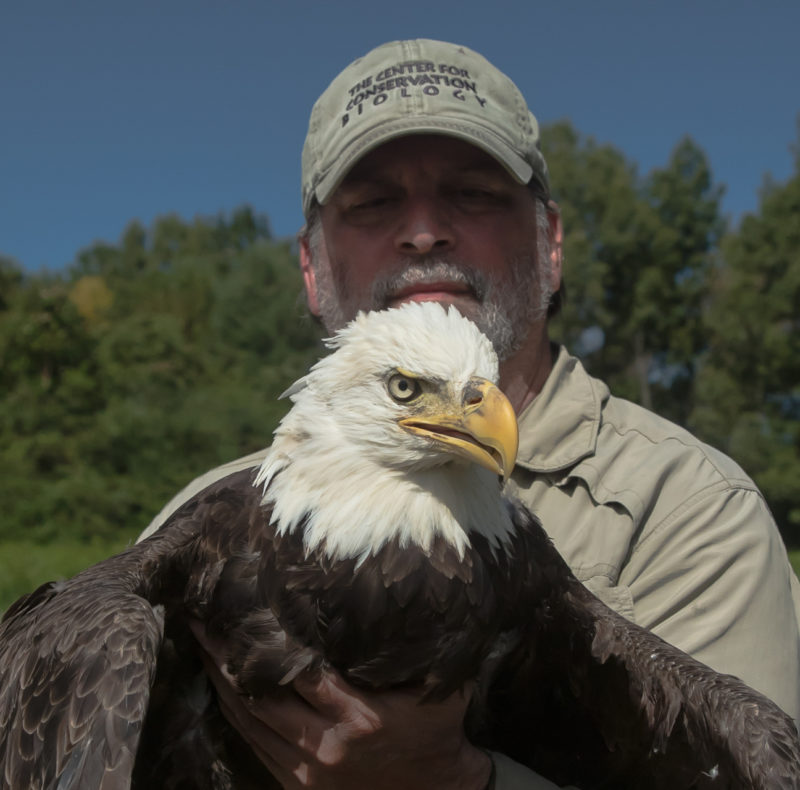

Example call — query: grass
[790,549,800,579]
[0,535,136,613]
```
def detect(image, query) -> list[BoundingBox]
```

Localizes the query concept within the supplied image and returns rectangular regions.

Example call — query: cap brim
[312,117,534,209]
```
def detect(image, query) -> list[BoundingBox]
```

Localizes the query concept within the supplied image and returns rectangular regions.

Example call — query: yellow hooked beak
[398,377,518,482]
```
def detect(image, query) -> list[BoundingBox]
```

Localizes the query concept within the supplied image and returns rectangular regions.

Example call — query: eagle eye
[387,373,421,402]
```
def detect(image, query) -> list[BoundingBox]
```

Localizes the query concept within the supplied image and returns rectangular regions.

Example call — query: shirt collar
[515,345,606,474]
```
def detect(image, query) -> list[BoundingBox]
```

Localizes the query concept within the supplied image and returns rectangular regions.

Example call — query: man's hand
[191,622,492,790]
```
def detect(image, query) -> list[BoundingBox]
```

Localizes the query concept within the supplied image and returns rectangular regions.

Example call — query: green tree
[544,123,724,425]
[0,208,321,553]
[0,256,23,311]
[691,139,800,541]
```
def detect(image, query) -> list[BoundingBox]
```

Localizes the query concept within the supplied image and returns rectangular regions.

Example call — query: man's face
[302,135,559,361]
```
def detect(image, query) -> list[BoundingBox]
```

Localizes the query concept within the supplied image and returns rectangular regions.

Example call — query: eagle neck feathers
[255,417,516,564]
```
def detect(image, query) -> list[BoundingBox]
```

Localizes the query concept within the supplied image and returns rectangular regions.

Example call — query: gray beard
[314,255,551,362]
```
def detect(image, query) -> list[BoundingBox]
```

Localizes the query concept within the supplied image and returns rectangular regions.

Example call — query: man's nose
[395,199,454,255]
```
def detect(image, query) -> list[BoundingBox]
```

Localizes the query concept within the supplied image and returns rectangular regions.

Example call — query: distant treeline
[1,120,798,562]
[0,207,322,550]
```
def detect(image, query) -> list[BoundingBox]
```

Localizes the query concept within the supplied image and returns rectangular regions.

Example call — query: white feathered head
[256,303,518,561]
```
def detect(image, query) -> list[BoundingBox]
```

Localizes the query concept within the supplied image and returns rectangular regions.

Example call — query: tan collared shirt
[509,346,800,724]
[141,345,800,787]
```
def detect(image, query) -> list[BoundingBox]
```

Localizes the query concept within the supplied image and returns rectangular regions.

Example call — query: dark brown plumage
[1,304,798,789]
[1,468,798,789]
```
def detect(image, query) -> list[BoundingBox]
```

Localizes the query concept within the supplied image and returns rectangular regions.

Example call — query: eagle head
[256,302,519,561]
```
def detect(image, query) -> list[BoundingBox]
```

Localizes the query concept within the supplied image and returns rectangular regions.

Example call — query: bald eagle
[0,303,797,789]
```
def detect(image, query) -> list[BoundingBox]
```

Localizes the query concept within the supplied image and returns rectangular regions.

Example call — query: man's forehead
[340,135,511,186]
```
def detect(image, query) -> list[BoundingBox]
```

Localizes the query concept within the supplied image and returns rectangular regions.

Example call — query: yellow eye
[387,373,421,402]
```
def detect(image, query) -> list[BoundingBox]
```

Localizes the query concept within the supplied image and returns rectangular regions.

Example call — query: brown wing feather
[0,470,265,790]
[585,596,800,788]
[477,502,800,789]
[0,580,164,790]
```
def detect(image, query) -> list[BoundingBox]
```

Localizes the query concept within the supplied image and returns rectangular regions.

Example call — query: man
[141,40,800,788]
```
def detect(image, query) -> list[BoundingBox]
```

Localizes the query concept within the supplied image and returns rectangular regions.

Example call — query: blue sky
[2,0,798,271]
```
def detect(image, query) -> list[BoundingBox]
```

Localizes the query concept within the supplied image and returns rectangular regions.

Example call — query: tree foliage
[690,139,800,540]
[545,123,725,424]
[0,207,322,548]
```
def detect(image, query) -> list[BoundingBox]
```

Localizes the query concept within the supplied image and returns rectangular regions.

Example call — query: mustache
[371,259,489,307]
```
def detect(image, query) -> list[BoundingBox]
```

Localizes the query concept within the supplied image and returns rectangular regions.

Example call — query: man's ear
[547,199,563,292]
[299,235,321,317]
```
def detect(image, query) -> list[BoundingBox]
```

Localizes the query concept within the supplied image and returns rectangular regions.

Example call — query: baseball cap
[301,39,549,217]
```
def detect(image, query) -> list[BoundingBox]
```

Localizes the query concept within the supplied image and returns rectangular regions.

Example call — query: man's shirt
[510,345,800,722]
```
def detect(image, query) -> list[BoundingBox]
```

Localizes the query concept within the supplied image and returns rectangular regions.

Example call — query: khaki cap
[301,39,549,216]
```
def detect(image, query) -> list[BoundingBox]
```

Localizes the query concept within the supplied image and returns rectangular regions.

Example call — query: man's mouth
[387,283,476,307]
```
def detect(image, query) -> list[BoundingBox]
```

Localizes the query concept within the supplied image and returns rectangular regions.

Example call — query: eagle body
[1,303,798,789]
[0,472,534,790]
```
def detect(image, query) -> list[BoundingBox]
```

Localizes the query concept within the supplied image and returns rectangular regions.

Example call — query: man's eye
[462,188,493,198]
[449,186,507,209]
[351,196,394,211]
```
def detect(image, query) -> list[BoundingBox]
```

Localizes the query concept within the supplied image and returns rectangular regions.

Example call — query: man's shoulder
[517,347,761,530]
[566,382,762,538]
[520,346,754,494]
[138,448,269,541]
[513,352,776,613]
[598,392,754,490]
